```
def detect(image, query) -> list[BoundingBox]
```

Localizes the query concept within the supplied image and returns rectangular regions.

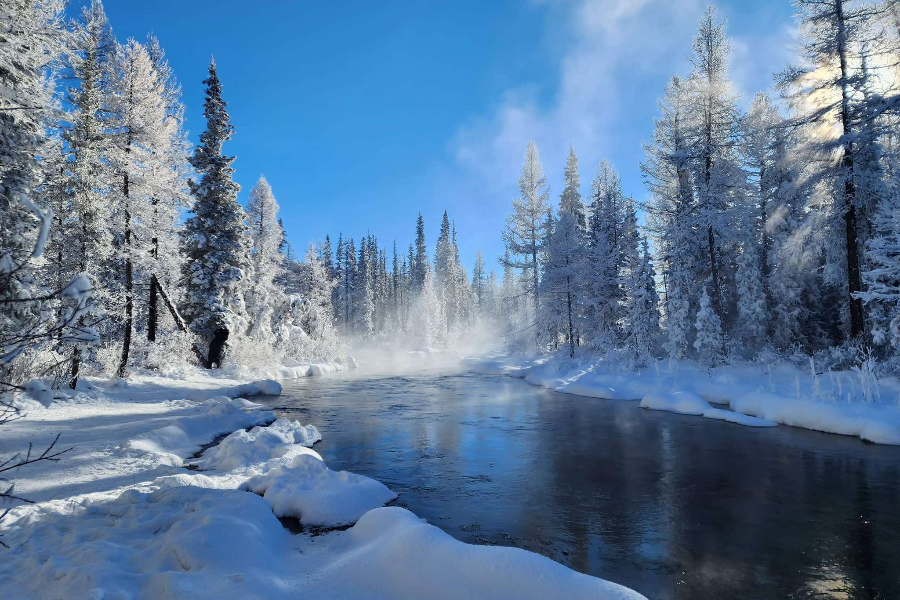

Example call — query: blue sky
[93,0,797,274]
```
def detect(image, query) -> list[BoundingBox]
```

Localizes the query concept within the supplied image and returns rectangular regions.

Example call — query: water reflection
[260,369,900,600]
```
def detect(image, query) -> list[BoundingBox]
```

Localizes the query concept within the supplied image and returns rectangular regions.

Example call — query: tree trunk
[148,274,158,342]
[566,276,575,359]
[70,346,80,390]
[117,172,132,378]
[836,0,866,341]
[148,194,159,342]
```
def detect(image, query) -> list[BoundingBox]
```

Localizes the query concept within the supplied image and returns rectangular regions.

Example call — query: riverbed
[257,366,900,600]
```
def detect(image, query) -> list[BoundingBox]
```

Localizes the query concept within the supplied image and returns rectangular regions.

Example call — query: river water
[259,367,900,600]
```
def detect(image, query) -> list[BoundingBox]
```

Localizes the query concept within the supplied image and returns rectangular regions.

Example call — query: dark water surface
[260,367,900,600]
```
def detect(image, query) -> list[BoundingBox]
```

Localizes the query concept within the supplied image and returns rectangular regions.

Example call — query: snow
[0,487,644,600]
[243,453,397,527]
[197,417,322,471]
[219,357,355,381]
[641,391,777,427]
[0,367,644,599]
[732,392,900,444]
[471,353,900,444]
[129,396,274,466]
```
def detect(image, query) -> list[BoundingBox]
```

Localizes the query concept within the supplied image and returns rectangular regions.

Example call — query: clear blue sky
[88,0,797,274]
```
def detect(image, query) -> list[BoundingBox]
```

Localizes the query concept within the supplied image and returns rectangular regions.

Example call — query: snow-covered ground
[466,353,900,445]
[0,364,645,600]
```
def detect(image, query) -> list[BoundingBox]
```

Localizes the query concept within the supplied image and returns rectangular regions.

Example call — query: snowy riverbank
[466,353,900,445]
[0,366,645,600]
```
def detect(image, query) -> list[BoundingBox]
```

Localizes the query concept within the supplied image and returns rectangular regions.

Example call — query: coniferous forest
[2,2,900,599]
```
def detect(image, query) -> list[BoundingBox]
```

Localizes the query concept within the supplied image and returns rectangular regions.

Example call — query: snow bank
[473,353,900,443]
[641,392,777,427]
[129,397,275,466]
[220,358,355,382]
[322,507,646,600]
[197,417,322,471]
[243,453,397,527]
[640,391,709,415]
[732,392,900,444]
[0,486,645,600]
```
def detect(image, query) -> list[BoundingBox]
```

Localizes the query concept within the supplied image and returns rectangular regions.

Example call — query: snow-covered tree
[734,237,767,350]
[694,284,724,366]
[244,176,284,340]
[541,145,587,357]
[501,141,550,346]
[584,160,625,348]
[471,251,486,315]
[180,58,250,360]
[686,6,744,319]
[642,75,698,359]
[412,213,428,294]
[624,238,660,359]
[779,0,900,341]
[62,1,115,386]
[144,35,191,346]
[410,269,442,348]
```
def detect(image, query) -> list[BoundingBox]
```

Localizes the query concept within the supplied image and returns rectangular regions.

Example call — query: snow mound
[641,392,777,427]
[129,396,275,466]
[336,507,647,600]
[198,418,323,471]
[0,487,645,600]
[732,392,900,444]
[641,391,709,415]
[242,453,397,527]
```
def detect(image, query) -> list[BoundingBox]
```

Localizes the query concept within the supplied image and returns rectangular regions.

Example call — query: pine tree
[180,58,250,360]
[413,213,428,294]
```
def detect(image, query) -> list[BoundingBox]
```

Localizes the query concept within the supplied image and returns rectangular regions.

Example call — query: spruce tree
[180,58,250,358]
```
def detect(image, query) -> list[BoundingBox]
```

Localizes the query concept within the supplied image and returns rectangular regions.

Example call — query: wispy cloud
[450,0,706,199]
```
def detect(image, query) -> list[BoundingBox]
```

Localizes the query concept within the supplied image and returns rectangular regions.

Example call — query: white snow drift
[471,353,900,444]
[243,453,397,527]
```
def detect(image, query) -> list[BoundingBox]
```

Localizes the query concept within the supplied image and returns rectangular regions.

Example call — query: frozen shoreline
[466,353,900,445]
[0,363,645,600]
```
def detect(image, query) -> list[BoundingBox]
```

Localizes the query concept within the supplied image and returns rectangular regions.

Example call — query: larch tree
[63,0,115,387]
[779,0,900,342]
[686,6,744,319]
[500,141,550,346]
[642,75,699,359]
[145,34,190,346]
[245,176,284,340]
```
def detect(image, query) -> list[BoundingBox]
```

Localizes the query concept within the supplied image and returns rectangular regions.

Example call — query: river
[257,366,900,600]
